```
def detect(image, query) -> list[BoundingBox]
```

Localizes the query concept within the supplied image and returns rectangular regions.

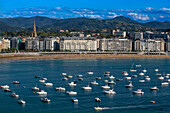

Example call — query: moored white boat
[150,86,159,91]
[161,82,169,86]
[143,69,147,73]
[82,86,92,90]
[37,90,47,95]
[101,85,110,89]
[62,73,67,76]
[41,98,51,102]
[94,106,103,111]
[78,78,84,81]
[72,98,78,102]
[17,99,26,104]
[55,87,66,91]
[42,78,47,80]
[62,77,68,80]
[39,79,45,83]
[103,80,108,83]
[87,71,93,75]
[76,74,83,77]
[109,75,115,79]
[44,83,53,86]
[139,80,145,83]
[11,93,19,98]
[125,82,134,88]
[68,82,76,87]
[108,81,116,85]
[13,81,20,84]
[67,91,77,95]
[125,77,131,80]
[90,81,98,85]
[96,77,102,80]
[133,89,144,94]
[32,86,40,91]
[145,77,151,81]
[122,71,128,76]
[139,72,144,76]
[0,85,9,89]
[95,97,101,102]
[158,76,164,80]
[103,89,116,94]
[67,75,73,78]
[155,69,159,72]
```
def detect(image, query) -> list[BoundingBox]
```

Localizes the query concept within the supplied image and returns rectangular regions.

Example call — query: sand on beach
[0,54,170,60]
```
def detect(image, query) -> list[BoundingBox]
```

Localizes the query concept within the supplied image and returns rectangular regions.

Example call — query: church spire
[33,20,37,37]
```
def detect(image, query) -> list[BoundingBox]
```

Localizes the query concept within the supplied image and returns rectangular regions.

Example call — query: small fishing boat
[37,90,47,95]
[42,78,47,80]
[94,106,103,111]
[139,80,145,83]
[35,76,41,78]
[108,81,116,85]
[125,77,131,80]
[161,82,169,86]
[155,69,159,72]
[145,77,151,81]
[17,99,26,104]
[122,71,128,76]
[103,89,116,94]
[116,78,123,81]
[76,74,83,77]
[150,86,159,91]
[67,75,73,78]
[87,71,93,75]
[78,78,84,81]
[148,101,156,103]
[11,93,19,98]
[39,79,45,83]
[72,98,78,103]
[95,97,101,102]
[67,91,77,95]
[139,72,144,76]
[41,98,51,103]
[130,63,137,72]
[103,80,108,83]
[131,75,138,77]
[101,85,110,89]
[68,82,76,87]
[125,82,134,88]
[62,73,67,76]
[4,89,11,92]
[90,81,98,85]
[143,69,147,73]
[96,77,102,80]
[13,81,20,84]
[44,83,53,86]
[55,87,66,91]
[133,89,144,94]
[82,86,92,90]
[32,86,40,91]
[109,75,115,79]
[158,76,164,80]
[62,77,68,81]
[0,85,9,89]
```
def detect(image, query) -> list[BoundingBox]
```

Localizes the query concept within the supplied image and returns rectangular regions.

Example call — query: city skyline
[0,0,170,22]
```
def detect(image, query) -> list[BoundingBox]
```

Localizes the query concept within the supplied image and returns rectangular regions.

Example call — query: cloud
[0,7,170,22]
[127,13,150,21]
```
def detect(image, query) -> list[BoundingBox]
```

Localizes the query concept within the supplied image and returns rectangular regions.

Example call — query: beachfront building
[0,38,10,51]
[99,38,132,51]
[10,37,22,50]
[134,39,165,52]
[44,38,58,51]
[59,37,97,51]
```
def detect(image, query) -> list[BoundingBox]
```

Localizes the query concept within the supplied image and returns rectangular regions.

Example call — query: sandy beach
[0,54,170,60]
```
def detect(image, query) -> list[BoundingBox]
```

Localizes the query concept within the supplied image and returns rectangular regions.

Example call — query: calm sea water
[0,59,170,113]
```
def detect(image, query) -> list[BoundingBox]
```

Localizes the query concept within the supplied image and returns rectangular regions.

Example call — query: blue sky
[0,0,170,11]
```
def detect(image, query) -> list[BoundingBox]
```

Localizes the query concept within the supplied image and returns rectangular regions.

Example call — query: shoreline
[1,54,170,60]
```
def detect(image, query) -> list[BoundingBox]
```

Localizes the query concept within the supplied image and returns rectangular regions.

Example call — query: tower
[32,21,37,37]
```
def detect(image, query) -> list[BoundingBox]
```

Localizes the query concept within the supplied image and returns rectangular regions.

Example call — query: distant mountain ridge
[0,16,169,32]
